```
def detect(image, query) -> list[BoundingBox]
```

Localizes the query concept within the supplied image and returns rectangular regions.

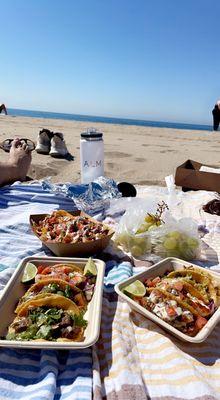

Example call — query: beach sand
[0,115,219,186]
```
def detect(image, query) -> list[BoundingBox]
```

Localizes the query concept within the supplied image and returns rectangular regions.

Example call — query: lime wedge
[83,258,97,277]
[123,280,146,298]
[21,262,38,283]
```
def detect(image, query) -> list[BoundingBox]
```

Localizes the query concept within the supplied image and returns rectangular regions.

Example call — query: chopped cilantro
[64,285,72,298]
[72,313,88,328]
[44,283,60,293]
[36,325,52,339]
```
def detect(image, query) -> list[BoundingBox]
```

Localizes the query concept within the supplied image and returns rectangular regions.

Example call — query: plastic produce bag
[114,199,167,258]
[150,214,202,261]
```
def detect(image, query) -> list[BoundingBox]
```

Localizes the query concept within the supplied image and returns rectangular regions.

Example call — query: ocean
[8,108,212,132]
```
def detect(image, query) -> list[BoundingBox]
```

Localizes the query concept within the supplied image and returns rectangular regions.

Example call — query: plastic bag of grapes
[114,231,152,258]
[114,198,166,258]
[150,215,202,261]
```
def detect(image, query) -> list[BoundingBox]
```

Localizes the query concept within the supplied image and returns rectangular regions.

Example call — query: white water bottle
[80,128,104,184]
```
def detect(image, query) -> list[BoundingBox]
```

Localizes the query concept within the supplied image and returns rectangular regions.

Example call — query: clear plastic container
[80,128,104,184]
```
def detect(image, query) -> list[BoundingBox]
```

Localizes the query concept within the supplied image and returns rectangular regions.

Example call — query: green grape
[187,237,199,249]
[116,233,131,251]
[163,237,177,250]
[115,231,151,256]
[162,232,199,260]
[167,231,181,240]
[135,237,147,246]
[131,245,143,257]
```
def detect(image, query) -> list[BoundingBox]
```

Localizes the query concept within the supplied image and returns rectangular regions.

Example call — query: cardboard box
[175,159,220,192]
[30,210,114,257]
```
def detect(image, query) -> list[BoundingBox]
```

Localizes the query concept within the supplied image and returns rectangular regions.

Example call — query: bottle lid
[117,182,137,197]
[81,127,103,139]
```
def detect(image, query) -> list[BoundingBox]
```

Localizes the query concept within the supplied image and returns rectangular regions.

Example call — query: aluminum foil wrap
[42,176,121,215]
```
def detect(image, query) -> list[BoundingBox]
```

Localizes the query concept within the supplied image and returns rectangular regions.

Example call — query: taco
[157,278,213,317]
[15,278,87,314]
[35,263,87,287]
[167,268,218,304]
[147,287,200,317]
[6,294,87,342]
[139,287,208,336]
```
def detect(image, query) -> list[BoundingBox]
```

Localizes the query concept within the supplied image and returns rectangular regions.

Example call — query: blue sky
[1,0,220,124]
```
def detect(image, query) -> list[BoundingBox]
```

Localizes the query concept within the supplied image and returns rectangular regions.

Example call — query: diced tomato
[37,265,46,274]
[195,316,207,330]
[69,275,85,285]
[145,279,155,287]
[63,235,72,243]
[40,266,53,275]
[152,277,161,285]
[56,266,74,274]
[173,281,183,292]
[167,306,176,316]
[48,217,57,224]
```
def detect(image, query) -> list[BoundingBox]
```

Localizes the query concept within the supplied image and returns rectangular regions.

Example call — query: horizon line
[8,107,211,128]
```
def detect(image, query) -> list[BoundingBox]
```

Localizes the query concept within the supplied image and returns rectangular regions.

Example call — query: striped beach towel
[0,182,220,399]
[0,182,138,400]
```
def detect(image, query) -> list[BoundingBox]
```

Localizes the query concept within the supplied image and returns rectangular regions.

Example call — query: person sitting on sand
[0,138,31,186]
[0,104,7,115]
[212,100,220,131]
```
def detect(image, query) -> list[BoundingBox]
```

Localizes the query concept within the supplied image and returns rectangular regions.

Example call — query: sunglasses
[0,138,36,152]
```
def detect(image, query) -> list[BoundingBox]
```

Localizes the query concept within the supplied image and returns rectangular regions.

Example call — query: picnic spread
[0,181,220,399]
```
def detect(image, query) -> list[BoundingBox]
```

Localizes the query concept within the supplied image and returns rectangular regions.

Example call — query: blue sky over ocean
[1,0,220,124]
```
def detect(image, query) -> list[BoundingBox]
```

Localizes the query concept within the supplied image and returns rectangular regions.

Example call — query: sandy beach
[0,115,219,186]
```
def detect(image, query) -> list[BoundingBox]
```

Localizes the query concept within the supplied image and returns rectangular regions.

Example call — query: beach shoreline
[0,115,219,186]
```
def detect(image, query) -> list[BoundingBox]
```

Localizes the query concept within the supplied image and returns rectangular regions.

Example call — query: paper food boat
[30,210,114,257]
